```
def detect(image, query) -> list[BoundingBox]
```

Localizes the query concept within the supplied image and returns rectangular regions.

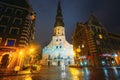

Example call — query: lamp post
[29,48,35,64]
[29,48,35,72]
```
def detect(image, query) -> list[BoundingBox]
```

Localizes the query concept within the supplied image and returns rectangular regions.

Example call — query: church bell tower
[54,0,65,36]
[42,0,74,66]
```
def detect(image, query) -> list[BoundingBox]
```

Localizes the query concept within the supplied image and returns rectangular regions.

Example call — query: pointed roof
[87,14,103,27]
[54,0,64,27]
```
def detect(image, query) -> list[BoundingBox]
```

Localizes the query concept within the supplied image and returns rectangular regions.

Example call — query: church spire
[54,0,64,27]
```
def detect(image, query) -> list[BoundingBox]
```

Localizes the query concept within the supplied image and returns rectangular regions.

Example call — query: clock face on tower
[54,26,64,36]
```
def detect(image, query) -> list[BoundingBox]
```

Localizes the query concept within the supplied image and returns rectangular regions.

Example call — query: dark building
[0,0,36,68]
[72,14,120,67]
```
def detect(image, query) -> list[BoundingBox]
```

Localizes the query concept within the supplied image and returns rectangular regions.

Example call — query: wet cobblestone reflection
[0,66,120,80]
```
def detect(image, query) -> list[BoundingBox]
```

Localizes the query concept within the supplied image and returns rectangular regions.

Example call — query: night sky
[29,0,120,47]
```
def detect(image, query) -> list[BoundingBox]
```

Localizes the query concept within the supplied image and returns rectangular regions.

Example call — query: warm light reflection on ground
[69,68,82,80]
[0,66,120,80]
[25,75,32,80]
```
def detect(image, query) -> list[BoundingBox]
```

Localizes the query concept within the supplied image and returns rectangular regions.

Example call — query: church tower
[42,1,74,66]
[54,1,65,36]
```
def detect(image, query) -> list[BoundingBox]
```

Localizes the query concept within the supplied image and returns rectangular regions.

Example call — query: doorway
[1,54,9,68]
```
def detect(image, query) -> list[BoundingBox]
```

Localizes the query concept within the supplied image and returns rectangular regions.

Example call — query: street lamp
[19,51,23,55]
[76,46,81,53]
[29,48,35,72]
[30,48,34,53]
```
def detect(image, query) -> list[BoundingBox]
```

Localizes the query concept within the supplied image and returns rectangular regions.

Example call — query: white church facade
[42,1,74,66]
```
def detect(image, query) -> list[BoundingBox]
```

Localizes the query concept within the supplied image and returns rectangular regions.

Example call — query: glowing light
[7,52,18,69]
[30,48,34,53]
[103,68,108,77]
[74,52,76,57]
[82,44,84,48]
[84,61,87,65]
[79,56,86,59]
[113,67,118,76]
[80,62,83,66]
[99,34,103,39]
[69,68,80,80]
[30,15,35,20]
[102,60,105,65]
[19,51,23,55]
[76,48,81,53]
[112,61,115,64]
[14,66,20,71]
[85,68,89,76]
[25,75,32,80]
[113,53,118,57]
[69,68,79,75]
[102,54,111,57]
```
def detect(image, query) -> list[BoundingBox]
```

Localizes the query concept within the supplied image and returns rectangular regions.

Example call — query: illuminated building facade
[0,0,36,68]
[42,1,74,66]
[72,14,120,67]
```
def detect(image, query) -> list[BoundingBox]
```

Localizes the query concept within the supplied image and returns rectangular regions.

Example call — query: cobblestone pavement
[0,66,120,80]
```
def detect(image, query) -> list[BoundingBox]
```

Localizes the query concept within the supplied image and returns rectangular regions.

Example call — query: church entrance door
[58,61,60,66]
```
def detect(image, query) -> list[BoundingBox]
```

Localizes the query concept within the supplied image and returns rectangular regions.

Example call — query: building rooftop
[0,0,30,8]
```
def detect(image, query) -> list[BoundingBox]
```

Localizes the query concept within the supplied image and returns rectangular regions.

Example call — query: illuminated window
[99,34,103,39]
[6,39,15,46]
